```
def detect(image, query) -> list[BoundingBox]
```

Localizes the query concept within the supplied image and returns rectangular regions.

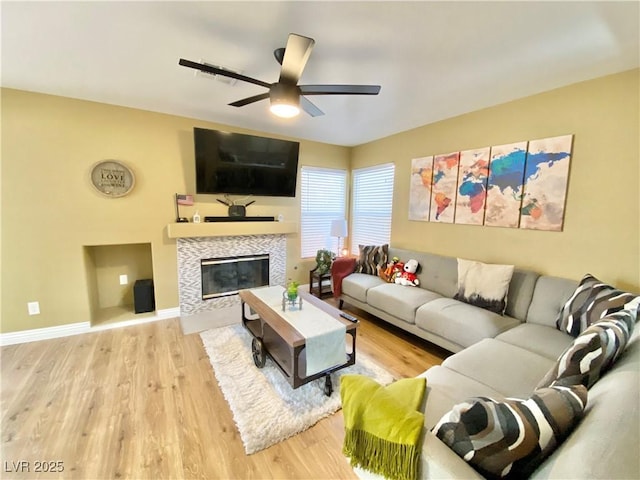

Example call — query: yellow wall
[352,69,639,293]
[1,89,350,333]
[2,69,638,334]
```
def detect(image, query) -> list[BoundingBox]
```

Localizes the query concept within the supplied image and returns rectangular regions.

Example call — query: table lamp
[330,219,348,257]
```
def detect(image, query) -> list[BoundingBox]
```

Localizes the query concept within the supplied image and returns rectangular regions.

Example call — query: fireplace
[177,234,286,318]
[201,254,269,299]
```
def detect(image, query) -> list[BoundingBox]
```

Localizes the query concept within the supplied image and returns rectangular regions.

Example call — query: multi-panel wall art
[454,147,490,226]
[408,134,573,231]
[430,152,460,223]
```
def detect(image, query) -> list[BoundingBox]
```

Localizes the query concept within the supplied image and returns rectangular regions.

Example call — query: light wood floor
[1,302,449,479]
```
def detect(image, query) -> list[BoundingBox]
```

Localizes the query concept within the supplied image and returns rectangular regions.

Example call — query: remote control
[339,312,358,323]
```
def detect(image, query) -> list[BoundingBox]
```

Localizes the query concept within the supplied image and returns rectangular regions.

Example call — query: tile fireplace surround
[177,234,287,320]
[169,221,297,328]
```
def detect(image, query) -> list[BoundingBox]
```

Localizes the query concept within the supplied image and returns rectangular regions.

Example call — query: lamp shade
[330,219,348,237]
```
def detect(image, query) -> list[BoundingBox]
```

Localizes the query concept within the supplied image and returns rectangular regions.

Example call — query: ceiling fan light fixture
[270,102,300,118]
[269,83,301,118]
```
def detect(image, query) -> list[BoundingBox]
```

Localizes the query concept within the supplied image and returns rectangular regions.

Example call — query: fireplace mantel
[167,221,297,239]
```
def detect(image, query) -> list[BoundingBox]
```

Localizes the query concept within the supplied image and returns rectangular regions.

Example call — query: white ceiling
[2,1,638,146]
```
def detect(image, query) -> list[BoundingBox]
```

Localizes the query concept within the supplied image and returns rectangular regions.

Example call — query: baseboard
[157,307,181,319]
[0,307,181,346]
[0,322,91,346]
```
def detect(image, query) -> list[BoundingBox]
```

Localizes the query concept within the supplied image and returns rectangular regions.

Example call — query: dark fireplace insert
[201,254,269,299]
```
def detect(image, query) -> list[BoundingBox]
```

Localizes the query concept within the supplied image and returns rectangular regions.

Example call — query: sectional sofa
[334,247,639,479]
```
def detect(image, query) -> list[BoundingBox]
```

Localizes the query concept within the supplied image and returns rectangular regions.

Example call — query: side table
[309,267,332,298]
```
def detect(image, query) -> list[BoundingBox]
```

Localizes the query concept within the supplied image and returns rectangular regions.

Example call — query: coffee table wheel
[252,338,266,368]
[324,375,333,396]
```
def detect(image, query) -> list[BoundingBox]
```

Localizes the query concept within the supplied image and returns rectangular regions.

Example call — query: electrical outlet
[27,301,40,315]
[119,274,128,285]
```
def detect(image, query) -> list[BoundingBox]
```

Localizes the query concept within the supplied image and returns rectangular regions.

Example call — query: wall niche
[84,243,154,325]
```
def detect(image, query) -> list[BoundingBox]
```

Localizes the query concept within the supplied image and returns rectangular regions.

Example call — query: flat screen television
[194,127,300,197]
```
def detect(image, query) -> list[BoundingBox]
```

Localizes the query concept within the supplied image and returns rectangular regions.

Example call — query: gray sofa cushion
[341,273,386,303]
[495,324,573,360]
[359,433,487,480]
[418,433,486,480]
[442,339,555,398]
[367,283,442,324]
[526,276,578,327]
[415,298,520,349]
[389,248,458,298]
[504,269,540,320]
[419,365,505,429]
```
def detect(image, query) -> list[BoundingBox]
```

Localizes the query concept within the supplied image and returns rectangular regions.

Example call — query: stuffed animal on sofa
[395,259,420,286]
[379,256,404,283]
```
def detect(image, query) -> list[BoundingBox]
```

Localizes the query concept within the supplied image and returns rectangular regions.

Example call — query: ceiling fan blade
[279,34,315,85]
[229,92,271,107]
[300,96,324,117]
[300,84,381,95]
[178,58,271,89]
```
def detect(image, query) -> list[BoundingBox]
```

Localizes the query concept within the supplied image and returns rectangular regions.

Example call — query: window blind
[300,166,347,258]
[351,163,395,255]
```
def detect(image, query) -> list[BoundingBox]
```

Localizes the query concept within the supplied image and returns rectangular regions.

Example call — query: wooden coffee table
[239,287,358,396]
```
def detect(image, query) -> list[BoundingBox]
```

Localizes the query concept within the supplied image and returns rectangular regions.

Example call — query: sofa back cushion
[504,269,540,321]
[390,248,458,298]
[526,276,579,327]
[389,247,539,322]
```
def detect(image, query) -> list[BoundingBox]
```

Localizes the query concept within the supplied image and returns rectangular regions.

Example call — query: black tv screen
[194,127,300,197]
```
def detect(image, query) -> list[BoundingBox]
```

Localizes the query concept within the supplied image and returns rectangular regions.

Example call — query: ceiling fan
[178,33,381,118]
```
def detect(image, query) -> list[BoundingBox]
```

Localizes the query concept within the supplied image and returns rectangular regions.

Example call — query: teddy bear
[395,259,420,287]
[379,256,404,283]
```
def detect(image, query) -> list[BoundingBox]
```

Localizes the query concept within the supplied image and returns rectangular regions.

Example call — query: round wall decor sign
[90,160,135,197]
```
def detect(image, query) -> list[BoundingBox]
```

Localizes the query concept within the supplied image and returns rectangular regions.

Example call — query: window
[300,166,347,258]
[351,163,395,255]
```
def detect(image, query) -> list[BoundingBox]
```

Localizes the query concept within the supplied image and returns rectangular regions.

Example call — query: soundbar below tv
[194,127,299,197]
[204,216,275,222]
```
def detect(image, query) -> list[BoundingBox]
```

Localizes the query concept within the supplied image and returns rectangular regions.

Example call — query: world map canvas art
[407,135,573,231]
[485,142,528,228]
[408,156,434,221]
[429,152,460,223]
[520,135,573,231]
[454,147,490,225]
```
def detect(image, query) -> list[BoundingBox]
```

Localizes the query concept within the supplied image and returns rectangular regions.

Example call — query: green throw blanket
[341,375,426,480]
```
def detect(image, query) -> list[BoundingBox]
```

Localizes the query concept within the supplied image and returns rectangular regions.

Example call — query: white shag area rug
[200,323,394,454]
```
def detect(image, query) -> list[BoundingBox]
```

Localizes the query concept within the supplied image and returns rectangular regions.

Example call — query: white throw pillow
[454,258,514,315]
